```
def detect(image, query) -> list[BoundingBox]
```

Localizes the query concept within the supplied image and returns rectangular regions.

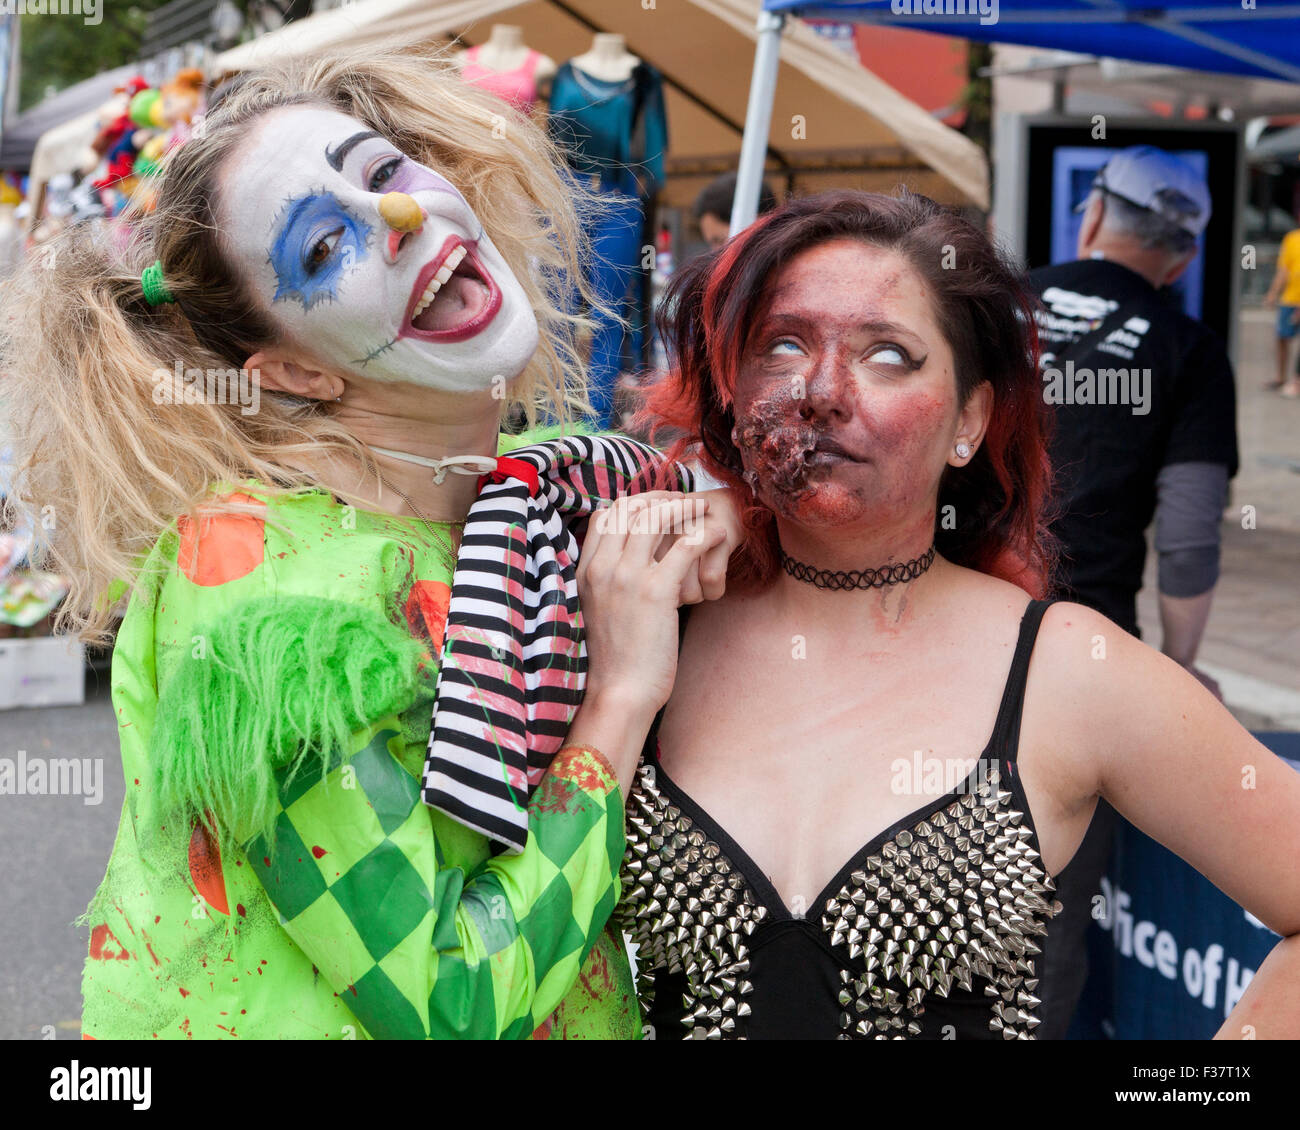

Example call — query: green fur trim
[149,595,430,846]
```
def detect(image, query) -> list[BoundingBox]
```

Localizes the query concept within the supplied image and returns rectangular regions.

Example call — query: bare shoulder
[1028,599,1245,782]
[1031,600,1186,711]
[1027,602,1150,734]
[935,562,1035,624]
[935,567,1126,674]
[1032,600,1127,671]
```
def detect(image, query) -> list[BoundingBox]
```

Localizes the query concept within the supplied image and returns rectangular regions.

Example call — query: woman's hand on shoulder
[597,487,743,605]
[673,487,744,604]
[577,493,727,715]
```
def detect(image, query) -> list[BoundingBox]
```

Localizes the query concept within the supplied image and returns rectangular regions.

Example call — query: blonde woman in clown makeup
[2,49,737,1040]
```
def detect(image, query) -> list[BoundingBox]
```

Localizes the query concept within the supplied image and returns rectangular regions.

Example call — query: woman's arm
[571,493,730,793]
[1263,262,1285,306]
[162,499,722,1039]
[1040,604,1300,1038]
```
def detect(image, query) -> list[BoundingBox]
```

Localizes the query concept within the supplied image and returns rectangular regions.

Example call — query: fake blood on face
[730,239,961,531]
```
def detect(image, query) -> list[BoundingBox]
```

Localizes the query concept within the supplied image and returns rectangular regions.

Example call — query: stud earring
[955,442,971,459]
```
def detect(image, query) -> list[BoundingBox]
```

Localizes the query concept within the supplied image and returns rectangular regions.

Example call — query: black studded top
[613,598,1065,1040]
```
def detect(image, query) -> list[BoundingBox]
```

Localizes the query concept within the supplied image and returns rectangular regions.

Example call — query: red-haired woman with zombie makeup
[577,190,1300,1040]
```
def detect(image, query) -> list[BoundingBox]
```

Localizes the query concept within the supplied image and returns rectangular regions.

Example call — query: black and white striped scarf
[421,433,692,853]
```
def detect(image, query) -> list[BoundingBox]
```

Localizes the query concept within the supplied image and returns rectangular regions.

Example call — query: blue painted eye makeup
[268,191,372,310]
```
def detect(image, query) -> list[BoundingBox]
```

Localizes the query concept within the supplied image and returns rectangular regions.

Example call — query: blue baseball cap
[1079,145,1211,239]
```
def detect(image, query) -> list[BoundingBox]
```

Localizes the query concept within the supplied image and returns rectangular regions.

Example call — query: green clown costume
[81,432,641,1040]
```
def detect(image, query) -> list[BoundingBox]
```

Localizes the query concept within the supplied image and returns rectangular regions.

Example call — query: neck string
[369,445,498,485]
[373,467,462,570]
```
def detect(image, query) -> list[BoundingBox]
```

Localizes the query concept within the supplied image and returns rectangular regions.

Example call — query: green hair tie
[140,259,176,307]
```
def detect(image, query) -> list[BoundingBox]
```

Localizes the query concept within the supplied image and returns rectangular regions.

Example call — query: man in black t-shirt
[1027,146,1239,1038]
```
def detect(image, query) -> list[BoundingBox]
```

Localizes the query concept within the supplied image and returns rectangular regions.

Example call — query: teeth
[412,280,440,318]
[410,245,469,320]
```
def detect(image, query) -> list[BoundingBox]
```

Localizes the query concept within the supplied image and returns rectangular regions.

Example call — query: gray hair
[1092,189,1198,257]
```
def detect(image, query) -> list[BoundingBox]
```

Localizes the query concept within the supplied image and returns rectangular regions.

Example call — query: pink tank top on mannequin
[461,46,542,112]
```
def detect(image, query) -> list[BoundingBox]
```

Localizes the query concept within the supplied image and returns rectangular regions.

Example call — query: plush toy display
[88,69,207,217]
[159,67,205,147]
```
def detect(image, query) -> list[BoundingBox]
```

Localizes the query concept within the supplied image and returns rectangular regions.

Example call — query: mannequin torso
[570,33,640,83]
[456,25,556,107]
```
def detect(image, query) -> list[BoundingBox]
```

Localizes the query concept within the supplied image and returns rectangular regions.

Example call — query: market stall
[211,0,990,209]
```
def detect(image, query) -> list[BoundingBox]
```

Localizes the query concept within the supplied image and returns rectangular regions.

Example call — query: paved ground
[1136,308,1300,722]
[1,308,1295,1041]
[0,671,120,1040]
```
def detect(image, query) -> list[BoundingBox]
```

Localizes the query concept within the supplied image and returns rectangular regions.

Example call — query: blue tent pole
[730,9,786,237]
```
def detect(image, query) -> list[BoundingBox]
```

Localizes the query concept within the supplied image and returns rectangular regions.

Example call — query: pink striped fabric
[421,433,692,852]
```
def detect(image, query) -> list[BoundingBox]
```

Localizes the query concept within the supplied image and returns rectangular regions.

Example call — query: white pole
[730,9,786,237]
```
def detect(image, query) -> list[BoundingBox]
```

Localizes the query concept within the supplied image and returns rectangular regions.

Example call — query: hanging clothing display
[548,62,668,423]
[460,46,546,113]
[547,62,667,197]
[584,188,645,424]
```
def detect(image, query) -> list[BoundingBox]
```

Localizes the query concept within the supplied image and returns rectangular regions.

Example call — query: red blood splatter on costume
[404,579,452,648]
[188,822,230,916]
[529,774,581,817]
[553,750,614,796]
[88,924,130,961]
[177,491,265,586]
[578,933,615,997]
[310,846,327,859]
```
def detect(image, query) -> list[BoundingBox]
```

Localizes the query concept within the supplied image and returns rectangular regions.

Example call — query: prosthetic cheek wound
[731,386,821,501]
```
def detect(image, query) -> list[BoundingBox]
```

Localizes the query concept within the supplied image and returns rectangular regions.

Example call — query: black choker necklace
[778,544,936,591]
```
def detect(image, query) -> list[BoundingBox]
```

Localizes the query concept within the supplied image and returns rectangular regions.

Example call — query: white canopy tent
[210,0,989,208]
[26,0,990,231]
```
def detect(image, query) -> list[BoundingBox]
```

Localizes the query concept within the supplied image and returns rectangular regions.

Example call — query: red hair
[639,190,1057,597]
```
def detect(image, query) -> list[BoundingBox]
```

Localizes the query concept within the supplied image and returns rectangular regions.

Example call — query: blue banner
[1073,734,1299,1039]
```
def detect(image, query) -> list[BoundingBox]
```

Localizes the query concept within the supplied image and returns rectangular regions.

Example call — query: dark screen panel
[1023,123,1239,344]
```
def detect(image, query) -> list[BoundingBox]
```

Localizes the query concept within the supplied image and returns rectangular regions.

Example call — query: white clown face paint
[219,106,539,392]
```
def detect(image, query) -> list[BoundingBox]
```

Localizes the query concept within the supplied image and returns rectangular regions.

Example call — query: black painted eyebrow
[324,130,383,172]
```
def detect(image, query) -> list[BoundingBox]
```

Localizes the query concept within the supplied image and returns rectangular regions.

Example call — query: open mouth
[401,236,502,343]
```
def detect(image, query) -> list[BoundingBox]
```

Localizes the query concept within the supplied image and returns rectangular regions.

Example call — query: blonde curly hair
[2,45,608,644]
